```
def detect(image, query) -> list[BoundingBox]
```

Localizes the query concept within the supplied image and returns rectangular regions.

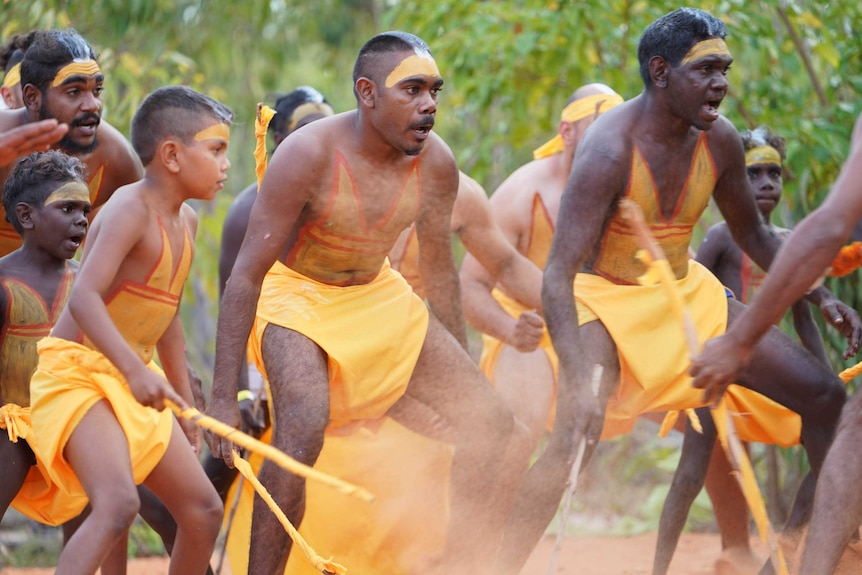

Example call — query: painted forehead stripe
[287,102,334,132]
[44,182,90,205]
[745,145,782,167]
[2,63,21,89]
[51,59,101,87]
[680,38,732,65]
[384,53,440,88]
[194,123,231,142]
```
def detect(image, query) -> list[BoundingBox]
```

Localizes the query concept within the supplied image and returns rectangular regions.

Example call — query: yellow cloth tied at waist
[24,337,174,525]
[0,403,30,442]
[479,287,558,432]
[251,259,429,428]
[2,403,77,527]
[575,260,727,437]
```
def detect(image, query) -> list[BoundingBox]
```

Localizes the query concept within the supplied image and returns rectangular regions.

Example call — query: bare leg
[393,317,532,575]
[492,344,556,448]
[57,400,141,575]
[143,418,222,575]
[0,435,35,518]
[728,299,845,574]
[653,407,716,575]
[729,299,845,481]
[495,319,620,575]
[705,440,751,551]
[250,325,329,574]
[798,391,862,575]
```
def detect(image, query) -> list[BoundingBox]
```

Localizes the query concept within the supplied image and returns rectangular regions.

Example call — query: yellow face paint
[680,38,732,66]
[2,63,21,89]
[194,122,230,143]
[287,102,335,132]
[384,53,440,88]
[745,145,781,167]
[44,182,90,206]
[51,59,101,87]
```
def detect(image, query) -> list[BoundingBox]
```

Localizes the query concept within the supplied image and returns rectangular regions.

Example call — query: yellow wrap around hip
[251,259,428,428]
[575,261,727,437]
[23,337,174,525]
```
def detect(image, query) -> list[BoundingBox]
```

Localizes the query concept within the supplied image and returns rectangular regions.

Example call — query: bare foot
[714,546,764,575]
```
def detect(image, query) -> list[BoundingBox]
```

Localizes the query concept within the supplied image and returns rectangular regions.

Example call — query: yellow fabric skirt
[575,261,728,438]
[575,260,802,445]
[478,287,558,432]
[251,259,429,428]
[22,337,174,525]
[2,403,71,526]
[224,417,452,575]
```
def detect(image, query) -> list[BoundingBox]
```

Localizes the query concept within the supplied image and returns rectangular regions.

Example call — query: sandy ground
[0,531,766,575]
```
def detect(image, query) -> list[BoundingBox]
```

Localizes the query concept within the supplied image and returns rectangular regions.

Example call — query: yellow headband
[533,93,624,160]
[2,63,21,89]
[194,122,231,142]
[44,182,90,205]
[51,59,101,87]
[385,53,440,87]
[680,38,732,65]
[745,145,781,167]
[287,102,334,132]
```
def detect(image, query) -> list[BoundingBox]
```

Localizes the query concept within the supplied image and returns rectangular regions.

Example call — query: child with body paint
[0,150,89,524]
[26,85,231,575]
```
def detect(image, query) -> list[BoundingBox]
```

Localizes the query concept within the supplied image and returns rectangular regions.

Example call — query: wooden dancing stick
[619,199,788,575]
[232,451,346,575]
[165,400,374,502]
[546,364,603,575]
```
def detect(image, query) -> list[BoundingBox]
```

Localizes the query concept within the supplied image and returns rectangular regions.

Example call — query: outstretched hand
[817,296,862,359]
[689,333,754,406]
[0,120,68,166]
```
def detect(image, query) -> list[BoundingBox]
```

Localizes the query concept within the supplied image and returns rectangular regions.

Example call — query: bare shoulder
[457,171,486,203]
[489,159,546,207]
[265,114,340,186]
[418,132,459,200]
[95,121,139,166]
[420,131,458,175]
[702,220,733,246]
[704,115,745,166]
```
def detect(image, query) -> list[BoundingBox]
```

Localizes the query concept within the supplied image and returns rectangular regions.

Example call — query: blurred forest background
[2,0,862,551]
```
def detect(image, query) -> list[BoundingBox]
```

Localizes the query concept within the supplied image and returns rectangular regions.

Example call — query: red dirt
[0,531,763,575]
[7,530,862,574]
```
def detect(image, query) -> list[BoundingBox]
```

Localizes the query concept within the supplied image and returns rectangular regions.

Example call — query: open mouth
[72,116,100,137]
[702,99,721,121]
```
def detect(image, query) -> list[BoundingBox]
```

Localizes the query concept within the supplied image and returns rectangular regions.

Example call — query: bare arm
[460,252,544,352]
[790,299,830,366]
[66,196,184,410]
[206,130,315,459]
[695,223,731,274]
[414,139,466,349]
[710,122,783,275]
[543,127,628,414]
[455,173,543,311]
[692,114,862,388]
